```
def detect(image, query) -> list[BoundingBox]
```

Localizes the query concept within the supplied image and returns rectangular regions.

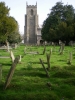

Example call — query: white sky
[1,0,75,34]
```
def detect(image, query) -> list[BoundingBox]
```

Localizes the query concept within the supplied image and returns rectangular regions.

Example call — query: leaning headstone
[14,43,17,49]
[4,56,20,89]
[43,46,46,55]
[59,40,62,45]
[19,55,21,63]
[46,48,52,71]
[46,54,50,70]
[10,51,15,62]
[59,43,65,54]
[39,58,50,77]
[67,52,72,64]
[52,42,55,46]
[6,41,10,52]
[0,64,2,83]
[69,41,73,47]
[44,41,47,45]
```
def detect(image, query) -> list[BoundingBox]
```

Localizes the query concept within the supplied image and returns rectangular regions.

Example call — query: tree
[41,1,75,44]
[57,22,74,44]
[8,31,22,43]
[0,2,10,42]
[41,1,64,42]
[63,5,75,25]
[0,2,10,18]
[0,16,18,41]
[0,2,21,44]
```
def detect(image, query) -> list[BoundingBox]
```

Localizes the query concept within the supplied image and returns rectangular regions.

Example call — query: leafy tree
[41,1,75,44]
[0,2,10,18]
[0,2,9,42]
[41,1,64,42]
[0,2,21,44]
[63,5,74,24]
[57,22,74,43]
[0,16,18,41]
[8,31,22,43]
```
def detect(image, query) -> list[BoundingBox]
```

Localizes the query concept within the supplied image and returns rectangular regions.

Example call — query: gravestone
[14,43,17,49]
[4,56,20,89]
[67,52,72,64]
[39,58,50,77]
[59,40,62,45]
[43,46,46,55]
[10,51,15,62]
[59,43,65,54]
[19,55,21,63]
[6,42,10,52]
[46,48,52,70]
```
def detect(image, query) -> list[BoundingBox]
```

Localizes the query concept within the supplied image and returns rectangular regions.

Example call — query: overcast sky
[1,0,75,34]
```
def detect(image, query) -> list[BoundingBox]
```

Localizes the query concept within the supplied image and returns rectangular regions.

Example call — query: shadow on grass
[15,67,48,78]
[0,83,4,90]
[64,78,75,86]
[30,61,47,64]
[58,59,66,62]
[51,66,61,71]
[0,82,59,100]
[64,65,75,70]
[52,69,75,78]
[73,54,75,56]
[0,63,12,66]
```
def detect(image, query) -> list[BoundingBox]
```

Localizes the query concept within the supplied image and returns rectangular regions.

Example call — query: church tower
[24,2,38,44]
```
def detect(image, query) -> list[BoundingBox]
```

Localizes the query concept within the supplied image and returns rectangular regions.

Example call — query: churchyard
[0,44,75,100]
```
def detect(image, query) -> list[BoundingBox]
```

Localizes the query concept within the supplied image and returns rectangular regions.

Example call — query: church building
[24,2,42,45]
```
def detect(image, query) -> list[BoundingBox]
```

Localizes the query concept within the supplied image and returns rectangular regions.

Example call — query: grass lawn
[0,44,75,100]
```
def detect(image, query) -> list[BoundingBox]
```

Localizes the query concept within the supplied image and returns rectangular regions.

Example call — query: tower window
[31,9,33,15]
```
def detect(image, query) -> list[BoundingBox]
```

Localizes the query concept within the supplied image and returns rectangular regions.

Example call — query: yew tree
[41,1,75,44]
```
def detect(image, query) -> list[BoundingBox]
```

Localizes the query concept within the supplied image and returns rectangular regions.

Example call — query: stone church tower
[24,2,40,44]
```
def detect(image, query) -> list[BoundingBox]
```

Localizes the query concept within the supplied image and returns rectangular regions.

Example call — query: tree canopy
[0,2,21,44]
[41,1,75,44]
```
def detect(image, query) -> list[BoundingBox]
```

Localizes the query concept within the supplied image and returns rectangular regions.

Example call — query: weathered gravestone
[46,48,52,70]
[12,43,18,49]
[67,52,72,64]
[59,43,65,54]
[39,58,50,78]
[4,56,20,89]
[14,43,18,49]
[43,46,46,55]
[6,41,10,52]
[10,51,15,62]
[19,55,21,63]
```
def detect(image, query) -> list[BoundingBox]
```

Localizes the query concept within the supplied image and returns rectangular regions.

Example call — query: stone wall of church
[24,3,42,44]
